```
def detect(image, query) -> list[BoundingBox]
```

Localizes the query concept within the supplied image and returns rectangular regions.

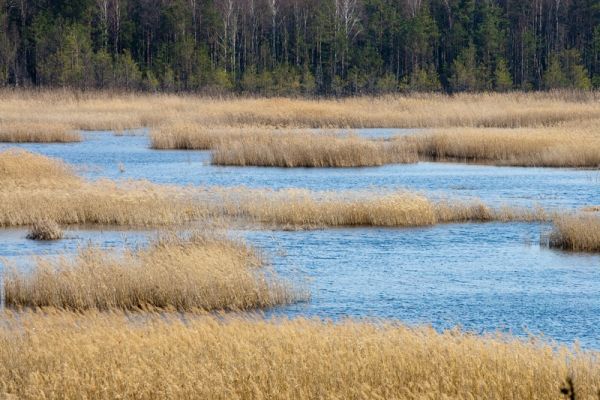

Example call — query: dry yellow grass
[0,149,78,188]
[0,121,80,142]
[406,122,600,168]
[0,149,212,227]
[211,132,416,167]
[4,234,296,311]
[3,90,600,130]
[25,219,64,241]
[549,214,600,252]
[151,125,417,167]
[0,311,598,399]
[0,149,551,229]
[219,188,548,228]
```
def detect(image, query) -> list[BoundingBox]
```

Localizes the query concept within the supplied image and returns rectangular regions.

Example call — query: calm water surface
[1,131,599,347]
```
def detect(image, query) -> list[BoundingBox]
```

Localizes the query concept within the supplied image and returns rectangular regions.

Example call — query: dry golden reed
[151,125,417,167]
[0,149,550,228]
[212,132,416,167]
[26,219,63,241]
[0,121,80,143]
[0,311,598,399]
[407,124,600,168]
[219,188,548,228]
[4,234,296,311]
[0,149,212,227]
[3,90,600,130]
[549,214,600,252]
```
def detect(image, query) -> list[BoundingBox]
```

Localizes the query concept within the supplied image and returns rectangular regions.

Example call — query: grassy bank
[5,234,296,311]
[407,122,600,168]
[3,90,600,132]
[1,149,551,228]
[0,121,80,143]
[0,149,211,227]
[0,311,598,399]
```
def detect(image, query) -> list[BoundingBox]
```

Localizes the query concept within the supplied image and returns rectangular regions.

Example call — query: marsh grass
[549,214,600,252]
[4,234,297,311]
[0,121,80,143]
[406,124,600,168]
[26,219,63,241]
[0,149,79,188]
[218,189,549,228]
[4,90,600,131]
[0,311,599,399]
[0,149,550,228]
[211,132,417,167]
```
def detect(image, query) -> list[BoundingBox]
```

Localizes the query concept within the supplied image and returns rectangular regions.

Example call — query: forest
[1,0,599,94]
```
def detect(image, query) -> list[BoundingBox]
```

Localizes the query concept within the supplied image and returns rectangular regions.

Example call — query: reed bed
[406,124,600,168]
[150,124,268,150]
[0,149,550,228]
[218,189,548,228]
[3,90,600,130]
[0,311,598,399]
[0,121,80,143]
[549,214,600,252]
[26,219,63,241]
[212,132,416,167]
[4,234,296,311]
[0,149,212,227]
[0,149,79,188]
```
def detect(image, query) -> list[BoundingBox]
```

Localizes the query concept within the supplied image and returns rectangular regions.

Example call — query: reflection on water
[1,131,600,347]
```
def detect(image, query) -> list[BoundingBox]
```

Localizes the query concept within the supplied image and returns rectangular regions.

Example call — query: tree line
[1,0,599,94]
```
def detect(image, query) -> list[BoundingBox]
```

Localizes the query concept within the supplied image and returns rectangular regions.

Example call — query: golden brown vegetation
[3,90,600,130]
[0,121,80,143]
[1,149,551,228]
[212,132,416,167]
[152,125,417,167]
[406,122,600,167]
[0,311,598,399]
[0,149,212,227]
[549,214,600,252]
[219,189,548,228]
[5,234,296,311]
[26,219,63,241]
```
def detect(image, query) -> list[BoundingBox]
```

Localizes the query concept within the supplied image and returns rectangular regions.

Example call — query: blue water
[1,131,600,347]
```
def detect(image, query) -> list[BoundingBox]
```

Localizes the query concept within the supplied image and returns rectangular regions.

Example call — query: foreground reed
[5,234,296,311]
[406,123,600,168]
[0,121,80,143]
[0,311,598,399]
[548,214,600,252]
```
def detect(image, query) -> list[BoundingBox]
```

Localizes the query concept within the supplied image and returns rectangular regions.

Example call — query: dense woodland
[1,0,599,94]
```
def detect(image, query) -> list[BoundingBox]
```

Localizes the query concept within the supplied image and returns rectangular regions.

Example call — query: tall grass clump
[406,125,600,168]
[4,234,297,311]
[26,219,63,241]
[0,121,80,143]
[549,214,600,252]
[0,149,79,188]
[0,311,599,399]
[212,132,417,167]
